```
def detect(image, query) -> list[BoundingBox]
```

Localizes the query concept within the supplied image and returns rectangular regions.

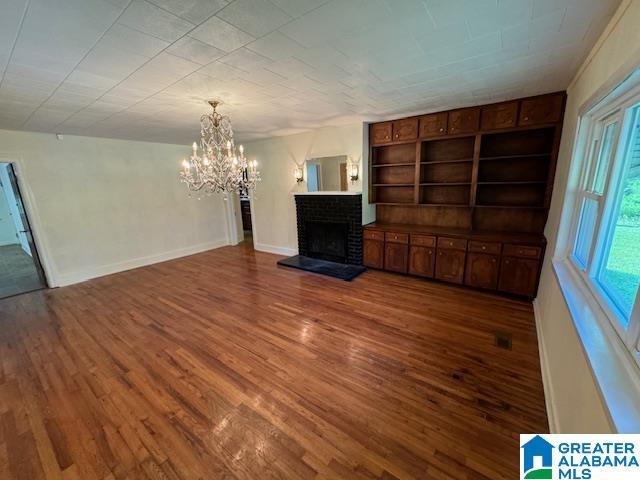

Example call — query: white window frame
[567,81,640,365]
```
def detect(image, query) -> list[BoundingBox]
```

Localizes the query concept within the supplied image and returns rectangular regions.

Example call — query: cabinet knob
[439,128,444,132]
[524,116,529,121]
[505,260,510,264]
[428,250,432,254]
[395,134,399,138]
[481,245,486,250]
[439,252,442,256]
[449,242,453,246]
[492,258,496,263]
[518,250,524,254]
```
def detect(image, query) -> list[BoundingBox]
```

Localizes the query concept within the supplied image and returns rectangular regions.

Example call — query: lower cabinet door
[464,253,499,289]
[363,239,384,269]
[498,256,540,297]
[435,248,465,284]
[384,242,408,273]
[409,245,435,277]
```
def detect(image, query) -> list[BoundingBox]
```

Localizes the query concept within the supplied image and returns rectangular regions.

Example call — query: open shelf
[371,143,416,166]
[372,162,416,167]
[420,184,470,206]
[421,159,473,165]
[478,181,546,185]
[421,136,475,163]
[479,153,552,161]
[420,182,471,186]
[373,183,414,187]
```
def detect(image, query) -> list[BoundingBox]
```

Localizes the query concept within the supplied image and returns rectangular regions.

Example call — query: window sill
[552,258,640,432]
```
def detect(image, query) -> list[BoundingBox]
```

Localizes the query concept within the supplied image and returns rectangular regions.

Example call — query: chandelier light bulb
[192,142,198,152]
[182,159,190,170]
[239,144,244,154]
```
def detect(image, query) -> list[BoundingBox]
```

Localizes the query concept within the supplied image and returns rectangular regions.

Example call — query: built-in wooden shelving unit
[365,92,566,298]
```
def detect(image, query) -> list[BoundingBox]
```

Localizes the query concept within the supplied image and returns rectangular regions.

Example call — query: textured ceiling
[0,0,621,145]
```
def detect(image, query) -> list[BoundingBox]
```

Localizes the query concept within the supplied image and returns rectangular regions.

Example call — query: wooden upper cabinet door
[384,242,408,273]
[392,118,418,142]
[519,94,564,126]
[498,256,540,297]
[370,122,392,145]
[448,107,480,135]
[409,245,435,278]
[464,253,499,290]
[419,112,448,138]
[480,101,518,131]
[435,249,466,284]
[363,239,384,269]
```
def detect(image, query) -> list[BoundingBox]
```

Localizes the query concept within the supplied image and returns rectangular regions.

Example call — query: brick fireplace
[294,193,363,265]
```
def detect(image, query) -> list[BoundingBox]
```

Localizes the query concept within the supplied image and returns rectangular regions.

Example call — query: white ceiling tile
[147,0,229,23]
[197,61,246,79]
[10,0,125,76]
[190,15,255,52]
[268,0,329,18]
[101,23,170,58]
[218,47,272,71]
[216,0,291,38]
[0,0,28,73]
[246,31,305,60]
[167,36,226,64]
[119,0,195,43]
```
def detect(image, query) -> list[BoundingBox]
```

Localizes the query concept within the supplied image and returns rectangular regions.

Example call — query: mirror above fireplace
[305,155,349,192]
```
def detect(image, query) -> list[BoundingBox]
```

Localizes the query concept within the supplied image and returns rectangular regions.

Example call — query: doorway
[0,162,47,298]
[240,195,253,244]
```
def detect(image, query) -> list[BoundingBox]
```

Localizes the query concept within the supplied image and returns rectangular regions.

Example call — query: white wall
[243,123,374,255]
[535,0,640,433]
[0,129,230,287]
[0,177,18,246]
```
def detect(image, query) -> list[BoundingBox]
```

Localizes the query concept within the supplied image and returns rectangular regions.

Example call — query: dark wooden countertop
[363,222,546,245]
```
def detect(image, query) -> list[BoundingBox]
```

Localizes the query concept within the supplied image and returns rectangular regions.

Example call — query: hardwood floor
[0,243,547,480]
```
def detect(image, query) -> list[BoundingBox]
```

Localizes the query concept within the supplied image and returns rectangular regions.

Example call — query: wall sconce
[348,162,359,183]
[294,166,304,183]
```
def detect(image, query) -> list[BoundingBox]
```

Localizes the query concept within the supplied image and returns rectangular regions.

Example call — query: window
[570,85,640,359]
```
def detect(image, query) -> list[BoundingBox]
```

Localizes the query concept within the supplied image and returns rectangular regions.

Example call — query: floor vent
[494,332,513,350]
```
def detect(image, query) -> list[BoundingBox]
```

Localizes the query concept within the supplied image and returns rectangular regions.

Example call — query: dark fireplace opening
[306,221,348,263]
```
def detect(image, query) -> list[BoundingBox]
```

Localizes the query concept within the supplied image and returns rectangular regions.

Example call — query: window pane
[597,112,640,323]
[590,121,617,194]
[574,197,599,267]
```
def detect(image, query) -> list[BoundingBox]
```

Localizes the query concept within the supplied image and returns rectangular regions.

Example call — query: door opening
[0,162,47,298]
[240,194,253,244]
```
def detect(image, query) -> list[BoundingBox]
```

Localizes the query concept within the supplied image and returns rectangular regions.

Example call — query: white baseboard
[55,238,229,287]
[253,242,296,257]
[533,298,560,433]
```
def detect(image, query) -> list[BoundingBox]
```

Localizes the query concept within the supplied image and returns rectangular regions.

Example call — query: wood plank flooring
[0,243,548,479]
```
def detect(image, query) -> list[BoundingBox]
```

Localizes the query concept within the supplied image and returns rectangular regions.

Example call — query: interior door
[2,163,48,287]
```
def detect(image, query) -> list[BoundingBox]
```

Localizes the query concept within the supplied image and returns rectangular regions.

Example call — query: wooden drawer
[503,244,541,259]
[410,234,436,247]
[385,232,409,244]
[469,240,501,255]
[364,230,384,241]
[437,237,467,251]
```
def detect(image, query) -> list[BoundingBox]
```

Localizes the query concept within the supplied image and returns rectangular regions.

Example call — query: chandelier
[180,100,260,195]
